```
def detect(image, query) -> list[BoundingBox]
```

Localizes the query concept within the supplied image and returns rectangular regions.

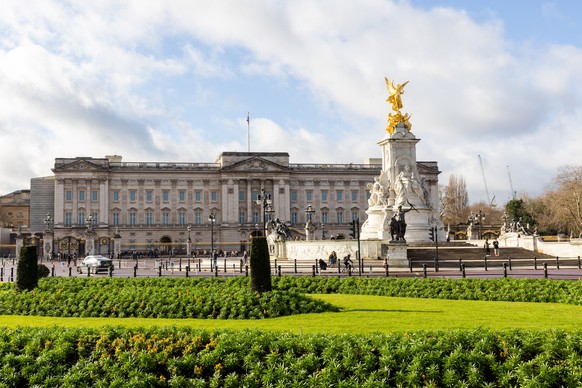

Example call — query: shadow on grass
[347,308,443,313]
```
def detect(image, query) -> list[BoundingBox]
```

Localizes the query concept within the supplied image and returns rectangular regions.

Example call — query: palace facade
[30,152,394,256]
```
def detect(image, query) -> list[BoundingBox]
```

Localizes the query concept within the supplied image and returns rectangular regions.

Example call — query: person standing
[493,238,500,257]
[484,239,491,256]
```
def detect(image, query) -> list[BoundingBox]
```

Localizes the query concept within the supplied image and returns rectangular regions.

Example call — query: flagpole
[247,112,250,152]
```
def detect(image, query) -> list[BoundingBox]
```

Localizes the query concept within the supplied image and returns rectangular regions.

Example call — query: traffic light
[428,227,435,242]
[349,220,356,239]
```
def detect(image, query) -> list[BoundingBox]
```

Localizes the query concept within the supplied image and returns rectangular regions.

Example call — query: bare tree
[441,175,470,225]
[538,165,582,236]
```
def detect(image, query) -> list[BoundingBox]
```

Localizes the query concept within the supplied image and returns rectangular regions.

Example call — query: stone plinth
[386,242,409,267]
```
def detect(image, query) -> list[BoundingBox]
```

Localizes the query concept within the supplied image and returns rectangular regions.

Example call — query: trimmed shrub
[249,236,272,293]
[16,245,38,292]
[37,264,50,278]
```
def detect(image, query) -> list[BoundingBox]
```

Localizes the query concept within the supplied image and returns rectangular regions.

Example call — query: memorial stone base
[386,242,409,267]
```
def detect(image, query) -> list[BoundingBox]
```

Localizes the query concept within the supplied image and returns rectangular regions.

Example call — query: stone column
[43,233,54,261]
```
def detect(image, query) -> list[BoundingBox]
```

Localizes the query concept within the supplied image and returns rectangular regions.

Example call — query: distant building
[28,152,437,257]
[0,190,30,229]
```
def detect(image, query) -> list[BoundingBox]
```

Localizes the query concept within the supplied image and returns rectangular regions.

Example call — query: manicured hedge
[0,277,337,319]
[0,326,579,387]
[273,277,582,305]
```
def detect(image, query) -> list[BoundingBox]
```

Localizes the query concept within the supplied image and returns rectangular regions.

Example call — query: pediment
[221,157,289,172]
[53,159,108,172]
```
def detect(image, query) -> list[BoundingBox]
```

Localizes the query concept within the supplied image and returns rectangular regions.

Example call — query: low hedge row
[0,326,580,387]
[273,276,582,305]
[0,277,337,319]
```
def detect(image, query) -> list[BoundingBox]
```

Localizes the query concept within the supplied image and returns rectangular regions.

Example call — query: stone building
[30,152,386,257]
[0,190,30,229]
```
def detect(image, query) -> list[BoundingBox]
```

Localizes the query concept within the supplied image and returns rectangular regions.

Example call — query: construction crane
[507,165,516,200]
[478,155,496,207]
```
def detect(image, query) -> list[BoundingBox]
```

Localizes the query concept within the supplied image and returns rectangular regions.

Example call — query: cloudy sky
[1,0,581,206]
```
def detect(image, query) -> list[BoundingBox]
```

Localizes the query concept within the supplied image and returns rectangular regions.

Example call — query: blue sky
[1,0,582,207]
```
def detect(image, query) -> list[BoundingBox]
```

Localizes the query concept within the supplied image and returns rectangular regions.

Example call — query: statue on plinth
[393,163,425,207]
[385,77,412,133]
[389,205,413,242]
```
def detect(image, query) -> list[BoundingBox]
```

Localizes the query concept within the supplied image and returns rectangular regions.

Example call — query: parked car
[77,255,114,274]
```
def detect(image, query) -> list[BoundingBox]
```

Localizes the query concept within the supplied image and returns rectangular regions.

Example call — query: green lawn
[7,294,582,333]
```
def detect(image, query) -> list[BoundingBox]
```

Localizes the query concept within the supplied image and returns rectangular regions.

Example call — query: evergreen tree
[249,236,272,293]
[16,245,39,292]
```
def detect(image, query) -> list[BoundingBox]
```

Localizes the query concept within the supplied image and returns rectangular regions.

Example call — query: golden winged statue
[385,77,409,112]
[385,77,412,134]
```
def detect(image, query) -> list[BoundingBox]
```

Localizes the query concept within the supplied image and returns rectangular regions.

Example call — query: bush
[249,236,272,293]
[16,245,38,292]
[38,264,50,278]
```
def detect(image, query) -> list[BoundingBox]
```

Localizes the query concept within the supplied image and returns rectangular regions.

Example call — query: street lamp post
[85,214,94,256]
[256,189,272,236]
[475,210,485,239]
[208,212,216,269]
[305,204,315,241]
[208,212,216,253]
[186,225,191,257]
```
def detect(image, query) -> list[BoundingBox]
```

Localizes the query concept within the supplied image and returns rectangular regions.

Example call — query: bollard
[179,258,182,271]
[214,264,218,277]
[484,256,488,271]
[133,266,137,278]
[224,258,227,273]
[385,262,389,277]
[69,267,72,277]
[51,266,55,277]
[459,258,462,271]
[108,266,112,278]
[158,265,162,277]
[240,259,243,273]
[461,263,466,278]
[245,265,249,277]
[544,262,548,278]
[0,267,3,281]
[315,260,319,274]
[348,265,352,276]
[434,258,439,273]
[503,263,507,278]
[274,259,277,270]
[312,265,316,277]
[556,256,560,270]
[534,256,537,270]
[578,256,581,270]
[10,267,14,282]
[508,257,512,271]
[294,259,297,274]
[278,265,282,277]
[338,260,341,274]
[423,264,427,278]
[186,265,190,278]
[87,266,90,277]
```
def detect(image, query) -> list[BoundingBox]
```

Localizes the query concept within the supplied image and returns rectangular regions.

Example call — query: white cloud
[0,0,581,207]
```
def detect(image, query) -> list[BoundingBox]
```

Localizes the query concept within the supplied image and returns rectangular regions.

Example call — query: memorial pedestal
[386,242,409,267]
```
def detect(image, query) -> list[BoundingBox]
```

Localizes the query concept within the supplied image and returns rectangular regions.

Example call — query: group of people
[319,251,353,271]
[484,238,500,256]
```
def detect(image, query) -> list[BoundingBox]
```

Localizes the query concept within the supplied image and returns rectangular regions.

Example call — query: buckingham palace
[29,152,394,257]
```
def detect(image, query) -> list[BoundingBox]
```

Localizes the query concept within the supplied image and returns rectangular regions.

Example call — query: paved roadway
[1,256,581,281]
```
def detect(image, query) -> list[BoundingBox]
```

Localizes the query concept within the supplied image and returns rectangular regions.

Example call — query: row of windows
[65,189,362,204]
[63,210,360,227]
[66,190,219,204]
